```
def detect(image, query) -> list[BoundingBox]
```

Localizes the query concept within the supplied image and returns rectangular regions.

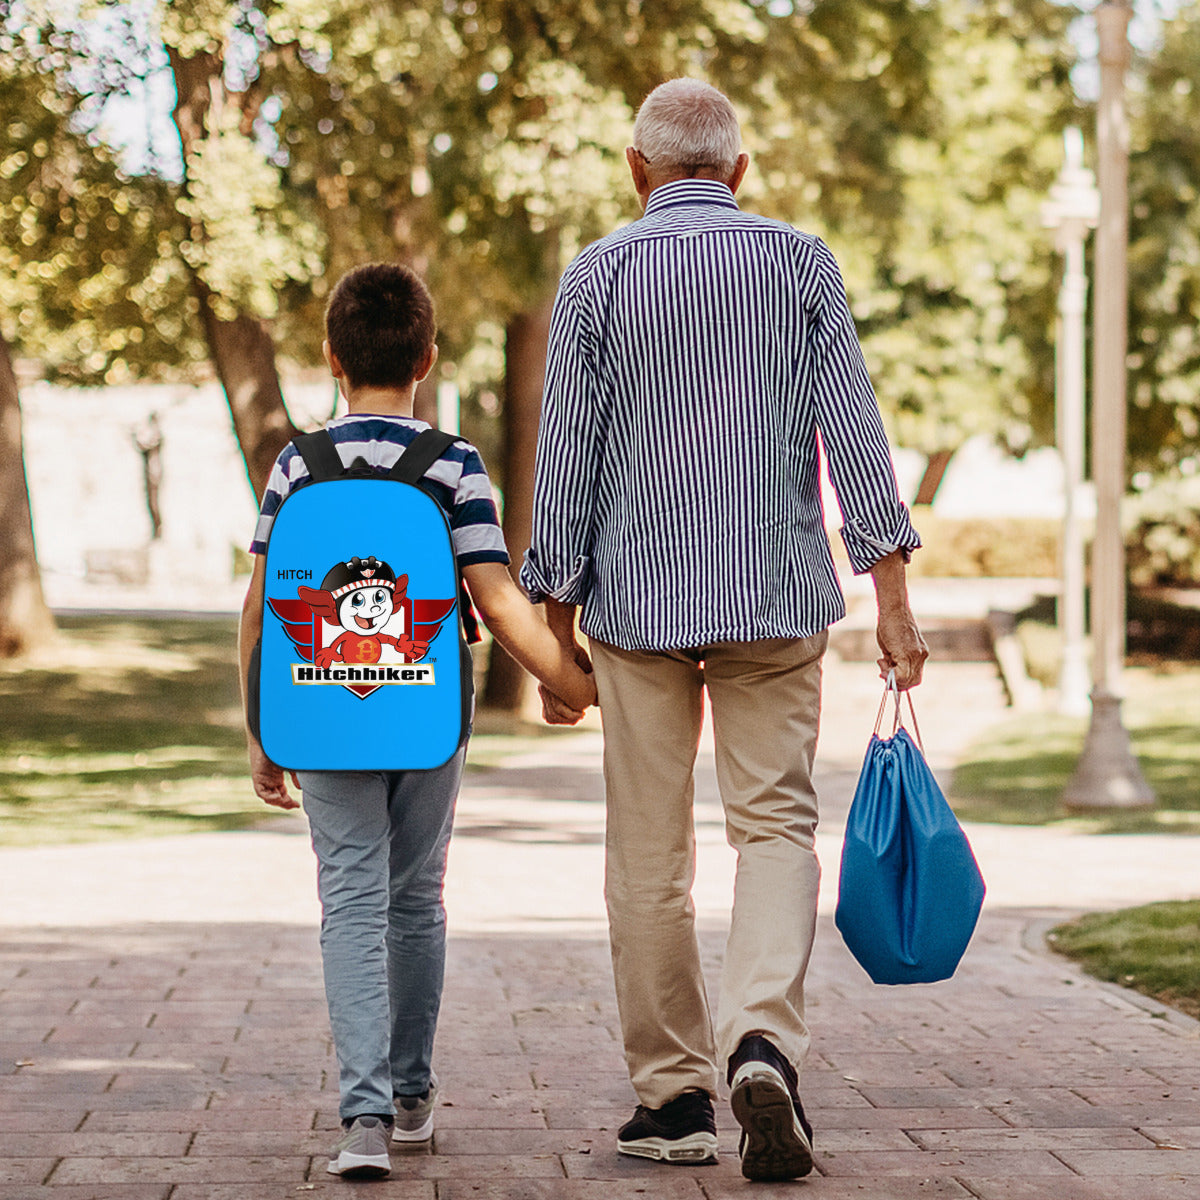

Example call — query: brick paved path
[2,659,1199,1198]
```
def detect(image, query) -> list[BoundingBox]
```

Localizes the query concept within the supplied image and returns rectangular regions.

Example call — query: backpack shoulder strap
[389,428,463,485]
[292,430,345,482]
[389,429,481,646]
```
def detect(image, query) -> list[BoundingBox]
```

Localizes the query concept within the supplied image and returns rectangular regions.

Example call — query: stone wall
[22,380,334,613]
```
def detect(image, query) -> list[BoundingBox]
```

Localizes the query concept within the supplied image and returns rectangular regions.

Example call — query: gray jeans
[299,748,464,1120]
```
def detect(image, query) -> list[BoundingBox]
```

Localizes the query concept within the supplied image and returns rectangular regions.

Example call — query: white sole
[729,1059,789,1094]
[617,1132,719,1163]
[392,1113,434,1143]
[327,1151,391,1178]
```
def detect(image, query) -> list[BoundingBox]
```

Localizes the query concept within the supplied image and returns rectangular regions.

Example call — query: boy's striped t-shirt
[249,414,509,569]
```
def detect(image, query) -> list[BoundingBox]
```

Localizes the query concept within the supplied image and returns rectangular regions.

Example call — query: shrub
[906,513,1060,578]
[1125,472,1200,588]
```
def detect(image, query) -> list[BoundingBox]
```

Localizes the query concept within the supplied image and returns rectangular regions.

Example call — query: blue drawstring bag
[835,676,985,985]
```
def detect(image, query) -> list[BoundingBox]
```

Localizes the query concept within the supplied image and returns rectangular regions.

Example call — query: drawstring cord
[873,669,924,754]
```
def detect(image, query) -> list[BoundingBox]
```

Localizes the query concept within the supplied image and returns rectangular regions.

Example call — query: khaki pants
[591,632,827,1109]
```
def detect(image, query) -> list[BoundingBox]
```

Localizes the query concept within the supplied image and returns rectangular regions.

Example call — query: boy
[238,263,596,1180]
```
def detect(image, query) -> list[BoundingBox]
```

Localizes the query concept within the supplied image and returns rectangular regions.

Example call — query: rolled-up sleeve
[519,281,599,604]
[808,239,921,574]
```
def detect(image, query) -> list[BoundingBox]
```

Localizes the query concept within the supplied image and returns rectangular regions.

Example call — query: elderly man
[521,78,927,1182]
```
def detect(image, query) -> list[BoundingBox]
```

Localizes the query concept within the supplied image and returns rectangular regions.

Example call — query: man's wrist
[869,551,910,603]
[545,598,579,645]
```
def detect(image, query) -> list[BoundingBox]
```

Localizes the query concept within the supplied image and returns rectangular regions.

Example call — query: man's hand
[540,598,595,723]
[869,549,929,690]
[545,598,591,669]
[876,604,928,690]
[249,741,301,810]
[545,596,594,682]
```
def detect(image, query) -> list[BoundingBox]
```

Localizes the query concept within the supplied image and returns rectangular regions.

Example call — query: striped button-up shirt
[520,178,919,652]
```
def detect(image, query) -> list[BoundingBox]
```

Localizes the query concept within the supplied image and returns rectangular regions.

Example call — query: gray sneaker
[327,1115,392,1178]
[393,1077,438,1143]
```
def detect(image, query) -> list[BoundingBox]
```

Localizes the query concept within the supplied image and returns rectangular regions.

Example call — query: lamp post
[1042,127,1098,718]
[1062,0,1154,811]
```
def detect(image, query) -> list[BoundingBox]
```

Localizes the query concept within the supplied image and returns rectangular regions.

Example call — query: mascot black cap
[320,556,397,599]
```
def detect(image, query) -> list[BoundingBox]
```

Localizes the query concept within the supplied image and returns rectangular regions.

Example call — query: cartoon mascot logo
[268,556,456,699]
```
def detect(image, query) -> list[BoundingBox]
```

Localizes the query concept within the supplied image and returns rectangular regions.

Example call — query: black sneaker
[616,1089,719,1164]
[727,1034,814,1181]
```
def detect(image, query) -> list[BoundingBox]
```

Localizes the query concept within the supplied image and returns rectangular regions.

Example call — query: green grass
[949,665,1200,831]
[1049,901,1200,1021]
[0,616,270,845]
[0,615,588,846]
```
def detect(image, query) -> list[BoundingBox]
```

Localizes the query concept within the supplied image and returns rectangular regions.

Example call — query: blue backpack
[248,428,476,771]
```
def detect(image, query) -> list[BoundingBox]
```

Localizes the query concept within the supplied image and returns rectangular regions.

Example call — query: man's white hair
[633,78,741,175]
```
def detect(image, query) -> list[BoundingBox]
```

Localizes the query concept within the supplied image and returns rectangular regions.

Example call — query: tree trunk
[0,334,56,658]
[913,447,955,507]
[196,291,298,499]
[483,297,555,711]
[167,44,298,500]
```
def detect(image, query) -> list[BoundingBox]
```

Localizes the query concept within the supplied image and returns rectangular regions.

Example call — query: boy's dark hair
[325,263,436,390]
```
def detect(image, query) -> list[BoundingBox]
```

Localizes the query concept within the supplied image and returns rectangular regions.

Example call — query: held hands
[541,641,597,726]
[536,598,597,726]
[540,683,585,725]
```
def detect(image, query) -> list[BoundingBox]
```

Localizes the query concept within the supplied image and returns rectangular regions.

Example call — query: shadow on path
[2,914,1198,1198]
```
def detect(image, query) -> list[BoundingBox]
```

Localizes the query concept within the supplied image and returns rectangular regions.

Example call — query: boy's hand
[249,741,301,810]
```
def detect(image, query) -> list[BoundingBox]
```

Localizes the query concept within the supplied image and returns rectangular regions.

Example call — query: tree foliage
[1127,0,1200,472]
[4,0,1094,450]
[0,3,200,381]
[13,0,1200,481]
[844,0,1080,456]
